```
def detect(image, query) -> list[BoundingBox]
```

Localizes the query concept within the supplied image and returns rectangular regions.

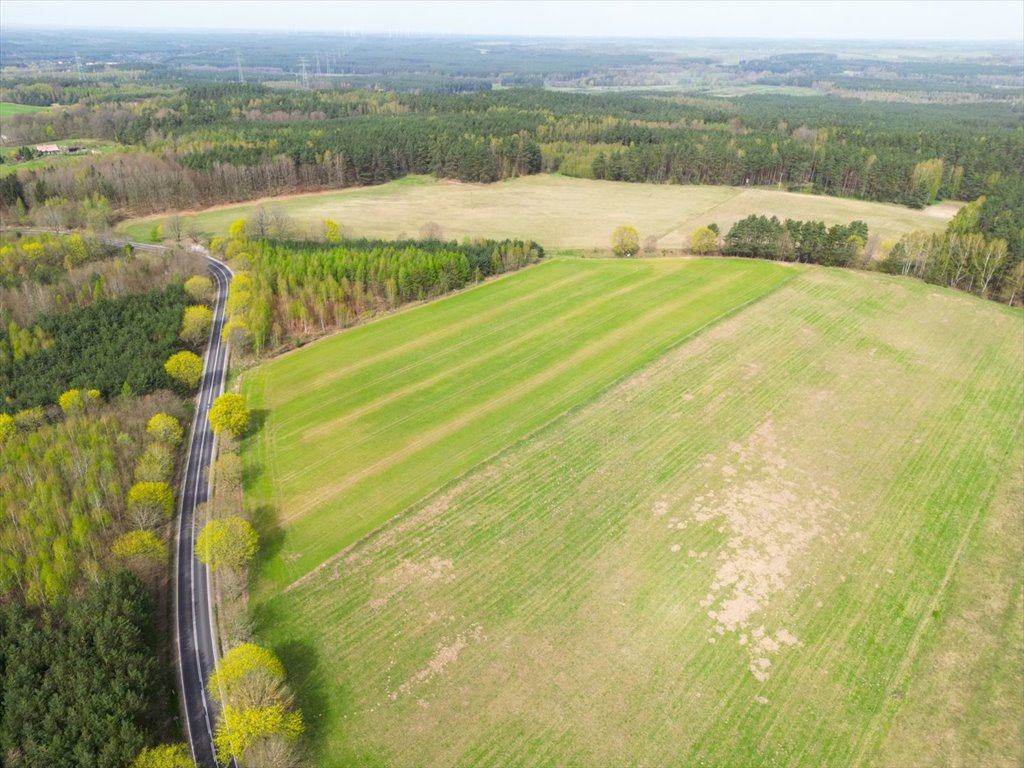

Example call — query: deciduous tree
[134,442,176,483]
[147,412,184,446]
[165,350,203,390]
[0,413,16,445]
[207,643,285,707]
[126,481,174,529]
[213,704,303,765]
[209,393,249,438]
[184,275,215,304]
[131,744,195,768]
[419,221,443,240]
[195,515,258,572]
[211,452,243,495]
[57,387,100,416]
[12,406,45,432]
[611,225,640,257]
[689,226,719,255]
[180,305,214,347]
[112,530,168,562]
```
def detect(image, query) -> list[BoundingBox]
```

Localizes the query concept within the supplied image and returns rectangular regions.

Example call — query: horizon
[3,26,1023,45]
[2,1,1023,42]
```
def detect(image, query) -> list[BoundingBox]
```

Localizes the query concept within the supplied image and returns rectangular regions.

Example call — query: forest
[0,241,203,762]
[0,571,165,768]
[0,284,191,412]
[1,86,1020,284]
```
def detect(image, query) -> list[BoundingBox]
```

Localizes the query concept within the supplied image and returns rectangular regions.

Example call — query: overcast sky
[2,0,1023,41]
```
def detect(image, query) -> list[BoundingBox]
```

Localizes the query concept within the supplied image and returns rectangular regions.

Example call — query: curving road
[173,254,235,768]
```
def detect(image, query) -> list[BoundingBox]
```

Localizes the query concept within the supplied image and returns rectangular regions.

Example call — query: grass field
[242,257,796,592]
[242,257,1022,766]
[0,101,47,120]
[119,174,957,249]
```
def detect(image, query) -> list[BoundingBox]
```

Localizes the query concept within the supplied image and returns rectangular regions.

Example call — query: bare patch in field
[693,421,842,681]
[390,624,485,700]
[369,557,456,610]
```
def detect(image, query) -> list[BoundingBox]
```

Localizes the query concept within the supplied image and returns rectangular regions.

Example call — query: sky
[2,0,1023,41]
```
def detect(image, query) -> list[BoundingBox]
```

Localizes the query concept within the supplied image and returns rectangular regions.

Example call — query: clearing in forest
[120,174,957,248]
[244,259,1022,767]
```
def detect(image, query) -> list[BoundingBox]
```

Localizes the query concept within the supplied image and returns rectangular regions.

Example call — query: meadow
[120,174,957,249]
[0,101,47,120]
[242,257,1022,766]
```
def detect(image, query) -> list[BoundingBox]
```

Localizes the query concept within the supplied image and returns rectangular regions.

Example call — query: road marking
[172,252,235,768]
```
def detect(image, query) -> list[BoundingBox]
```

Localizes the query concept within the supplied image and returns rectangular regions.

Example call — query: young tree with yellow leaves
[165,350,203,390]
[195,515,258,572]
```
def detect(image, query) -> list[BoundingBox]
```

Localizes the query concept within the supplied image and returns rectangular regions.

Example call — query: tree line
[720,215,869,267]
[1,85,1019,298]
[680,196,1020,304]
[879,198,1023,303]
[218,224,543,355]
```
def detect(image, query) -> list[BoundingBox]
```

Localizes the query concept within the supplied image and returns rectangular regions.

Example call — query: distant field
[119,174,957,248]
[242,257,795,592]
[244,258,1022,766]
[705,84,823,97]
[0,101,47,120]
[0,138,127,175]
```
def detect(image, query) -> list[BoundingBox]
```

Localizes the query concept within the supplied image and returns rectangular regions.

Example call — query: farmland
[242,257,796,590]
[119,174,958,249]
[242,258,1023,766]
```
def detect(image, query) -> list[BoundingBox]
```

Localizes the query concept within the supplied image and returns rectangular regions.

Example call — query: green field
[120,174,957,249]
[243,257,796,591]
[242,257,1022,766]
[0,101,47,120]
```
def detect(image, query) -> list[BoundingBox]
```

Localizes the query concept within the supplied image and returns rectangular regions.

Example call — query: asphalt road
[174,254,235,768]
